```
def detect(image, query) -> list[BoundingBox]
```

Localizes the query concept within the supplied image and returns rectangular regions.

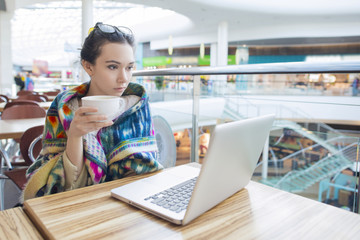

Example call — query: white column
[0,1,15,95]
[191,75,201,163]
[210,43,217,67]
[217,21,228,66]
[81,0,93,82]
[236,46,249,64]
[82,0,93,42]
[216,21,228,95]
[262,136,269,180]
[135,43,143,70]
[235,46,249,90]
[61,69,67,80]
[135,43,143,84]
[208,43,217,95]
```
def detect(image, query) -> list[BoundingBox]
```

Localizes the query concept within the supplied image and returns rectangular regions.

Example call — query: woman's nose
[117,69,128,83]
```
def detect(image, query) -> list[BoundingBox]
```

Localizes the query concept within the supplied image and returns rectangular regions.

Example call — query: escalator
[223,97,357,193]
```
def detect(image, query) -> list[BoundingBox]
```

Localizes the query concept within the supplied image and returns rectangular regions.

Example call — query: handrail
[133,61,360,76]
[273,142,357,189]
[133,60,360,164]
[257,135,351,167]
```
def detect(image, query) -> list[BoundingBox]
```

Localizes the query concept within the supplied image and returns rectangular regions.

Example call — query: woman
[352,77,359,96]
[23,22,163,200]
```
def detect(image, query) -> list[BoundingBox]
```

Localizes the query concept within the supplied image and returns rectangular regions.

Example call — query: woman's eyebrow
[105,60,121,64]
[105,60,135,65]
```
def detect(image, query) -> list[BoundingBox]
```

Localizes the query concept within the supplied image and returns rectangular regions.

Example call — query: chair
[0,94,9,103]
[0,95,9,118]
[0,125,43,170]
[4,100,40,110]
[17,94,49,102]
[2,168,29,192]
[153,115,177,168]
[1,105,46,120]
[16,90,38,96]
[43,89,60,97]
[1,105,46,169]
[0,125,44,210]
[19,125,44,166]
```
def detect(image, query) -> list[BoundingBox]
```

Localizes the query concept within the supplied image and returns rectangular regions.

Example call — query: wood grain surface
[0,207,43,240]
[0,118,45,139]
[23,164,360,240]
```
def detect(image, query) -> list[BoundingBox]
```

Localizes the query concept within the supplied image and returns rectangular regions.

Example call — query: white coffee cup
[82,95,122,121]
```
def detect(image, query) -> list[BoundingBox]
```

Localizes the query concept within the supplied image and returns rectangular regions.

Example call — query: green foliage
[155,76,164,90]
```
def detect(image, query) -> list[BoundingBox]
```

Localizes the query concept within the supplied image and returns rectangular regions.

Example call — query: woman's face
[85,42,135,97]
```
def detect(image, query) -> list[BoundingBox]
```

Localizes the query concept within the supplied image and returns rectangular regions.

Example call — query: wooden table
[0,118,45,139]
[0,207,43,240]
[0,102,52,112]
[23,163,360,240]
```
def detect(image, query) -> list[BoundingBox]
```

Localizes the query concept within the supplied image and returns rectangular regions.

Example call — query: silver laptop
[111,114,275,225]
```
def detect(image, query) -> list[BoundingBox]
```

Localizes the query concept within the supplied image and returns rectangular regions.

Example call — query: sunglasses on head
[88,22,133,37]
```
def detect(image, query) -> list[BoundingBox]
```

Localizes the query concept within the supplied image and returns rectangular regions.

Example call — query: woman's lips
[114,87,126,92]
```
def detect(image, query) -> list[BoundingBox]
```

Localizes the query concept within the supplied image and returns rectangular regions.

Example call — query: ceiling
[7,0,360,68]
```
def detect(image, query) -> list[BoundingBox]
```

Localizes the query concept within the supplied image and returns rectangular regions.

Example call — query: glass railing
[258,133,359,213]
[136,61,360,214]
[141,74,353,97]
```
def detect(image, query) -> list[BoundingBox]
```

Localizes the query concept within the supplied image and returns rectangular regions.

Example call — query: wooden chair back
[19,125,44,166]
[3,125,44,191]
[1,105,46,120]
[17,94,49,102]
[17,90,38,96]
[43,90,60,96]
[0,94,9,103]
[4,100,40,110]
[4,168,28,190]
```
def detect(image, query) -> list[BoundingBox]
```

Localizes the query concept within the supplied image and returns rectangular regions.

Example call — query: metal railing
[134,61,360,76]
[133,61,360,212]
[133,61,360,163]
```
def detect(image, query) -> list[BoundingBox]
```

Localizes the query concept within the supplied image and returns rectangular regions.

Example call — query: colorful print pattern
[24,82,162,199]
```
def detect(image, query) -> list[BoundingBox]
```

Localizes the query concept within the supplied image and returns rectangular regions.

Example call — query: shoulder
[49,89,70,109]
[120,95,141,112]
[122,95,141,104]
[53,82,89,105]
[124,82,147,97]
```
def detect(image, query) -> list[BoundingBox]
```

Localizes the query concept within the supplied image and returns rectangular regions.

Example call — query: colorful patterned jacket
[23,82,162,200]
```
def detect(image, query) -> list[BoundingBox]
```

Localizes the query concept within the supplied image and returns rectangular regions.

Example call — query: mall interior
[0,0,360,238]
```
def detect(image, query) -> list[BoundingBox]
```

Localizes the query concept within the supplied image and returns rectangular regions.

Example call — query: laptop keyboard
[144,177,198,213]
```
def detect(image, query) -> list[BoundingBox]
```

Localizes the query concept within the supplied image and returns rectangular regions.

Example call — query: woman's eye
[127,65,134,71]
[108,65,118,70]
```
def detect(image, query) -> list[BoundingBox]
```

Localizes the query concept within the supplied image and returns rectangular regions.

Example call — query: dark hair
[80,23,136,65]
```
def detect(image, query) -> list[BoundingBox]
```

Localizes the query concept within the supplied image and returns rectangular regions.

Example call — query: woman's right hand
[65,107,113,170]
[67,107,113,138]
